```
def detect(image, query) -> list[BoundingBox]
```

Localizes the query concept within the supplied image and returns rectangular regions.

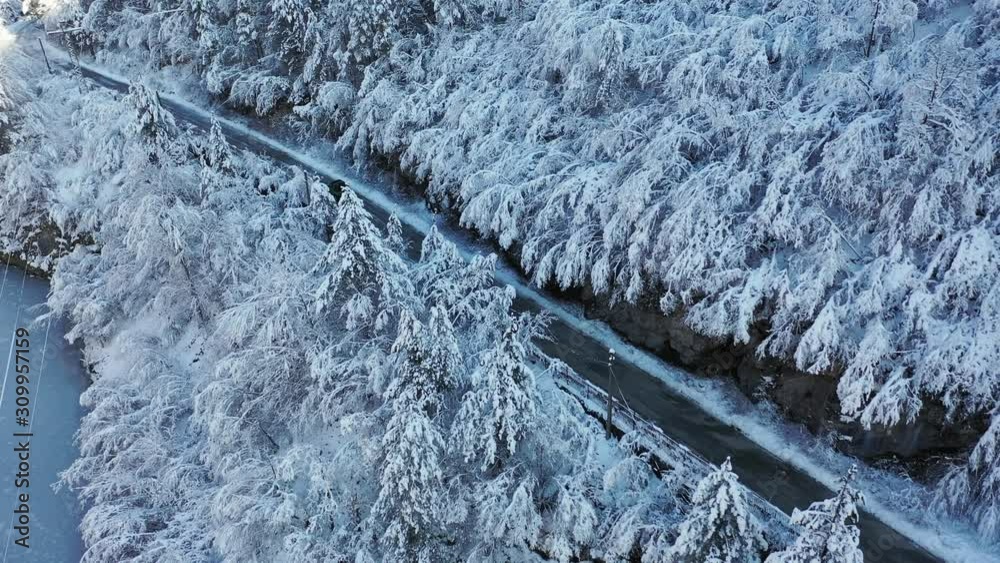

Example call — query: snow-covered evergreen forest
[0,21,881,561]
[29,0,999,546]
[1,0,998,558]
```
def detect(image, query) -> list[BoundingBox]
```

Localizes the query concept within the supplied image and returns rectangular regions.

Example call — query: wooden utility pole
[606,348,616,438]
[37,38,52,73]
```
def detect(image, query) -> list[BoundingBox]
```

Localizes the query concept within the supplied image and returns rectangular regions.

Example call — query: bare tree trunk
[865,0,882,58]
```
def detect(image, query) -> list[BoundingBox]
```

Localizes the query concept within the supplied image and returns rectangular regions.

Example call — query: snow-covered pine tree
[415,224,467,304]
[295,3,347,100]
[595,20,627,109]
[233,0,263,60]
[348,0,402,66]
[599,446,673,561]
[0,53,16,152]
[123,81,178,166]
[471,472,543,561]
[198,118,235,197]
[481,0,525,20]
[766,466,864,563]
[202,118,233,168]
[0,52,55,260]
[934,411,1000,540]
[182,0,218,68]
[370,398,449,559]
[185,0,213,40]
[314,187,413,334]
[62,340,212,562]
[670,457,767,563]
[367,310,454,560]
[452,312,540,471]
[52,4,98,58]
[434,0,471,27]
[544,474,599,562]
[268,0,311,70]
[385,306,459,410]
[386,212,407,254]
[45,83,213,337]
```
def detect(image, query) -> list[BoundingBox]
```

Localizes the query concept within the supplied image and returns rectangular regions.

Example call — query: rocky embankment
[574,282,984,466]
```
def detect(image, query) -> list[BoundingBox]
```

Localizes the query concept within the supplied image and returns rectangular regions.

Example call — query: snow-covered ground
[29,34,1000,563]
[4,8,999,559]
[0,264,84,562]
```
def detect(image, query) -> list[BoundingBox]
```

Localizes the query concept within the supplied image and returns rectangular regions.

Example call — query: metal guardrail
[550,361,796,546]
